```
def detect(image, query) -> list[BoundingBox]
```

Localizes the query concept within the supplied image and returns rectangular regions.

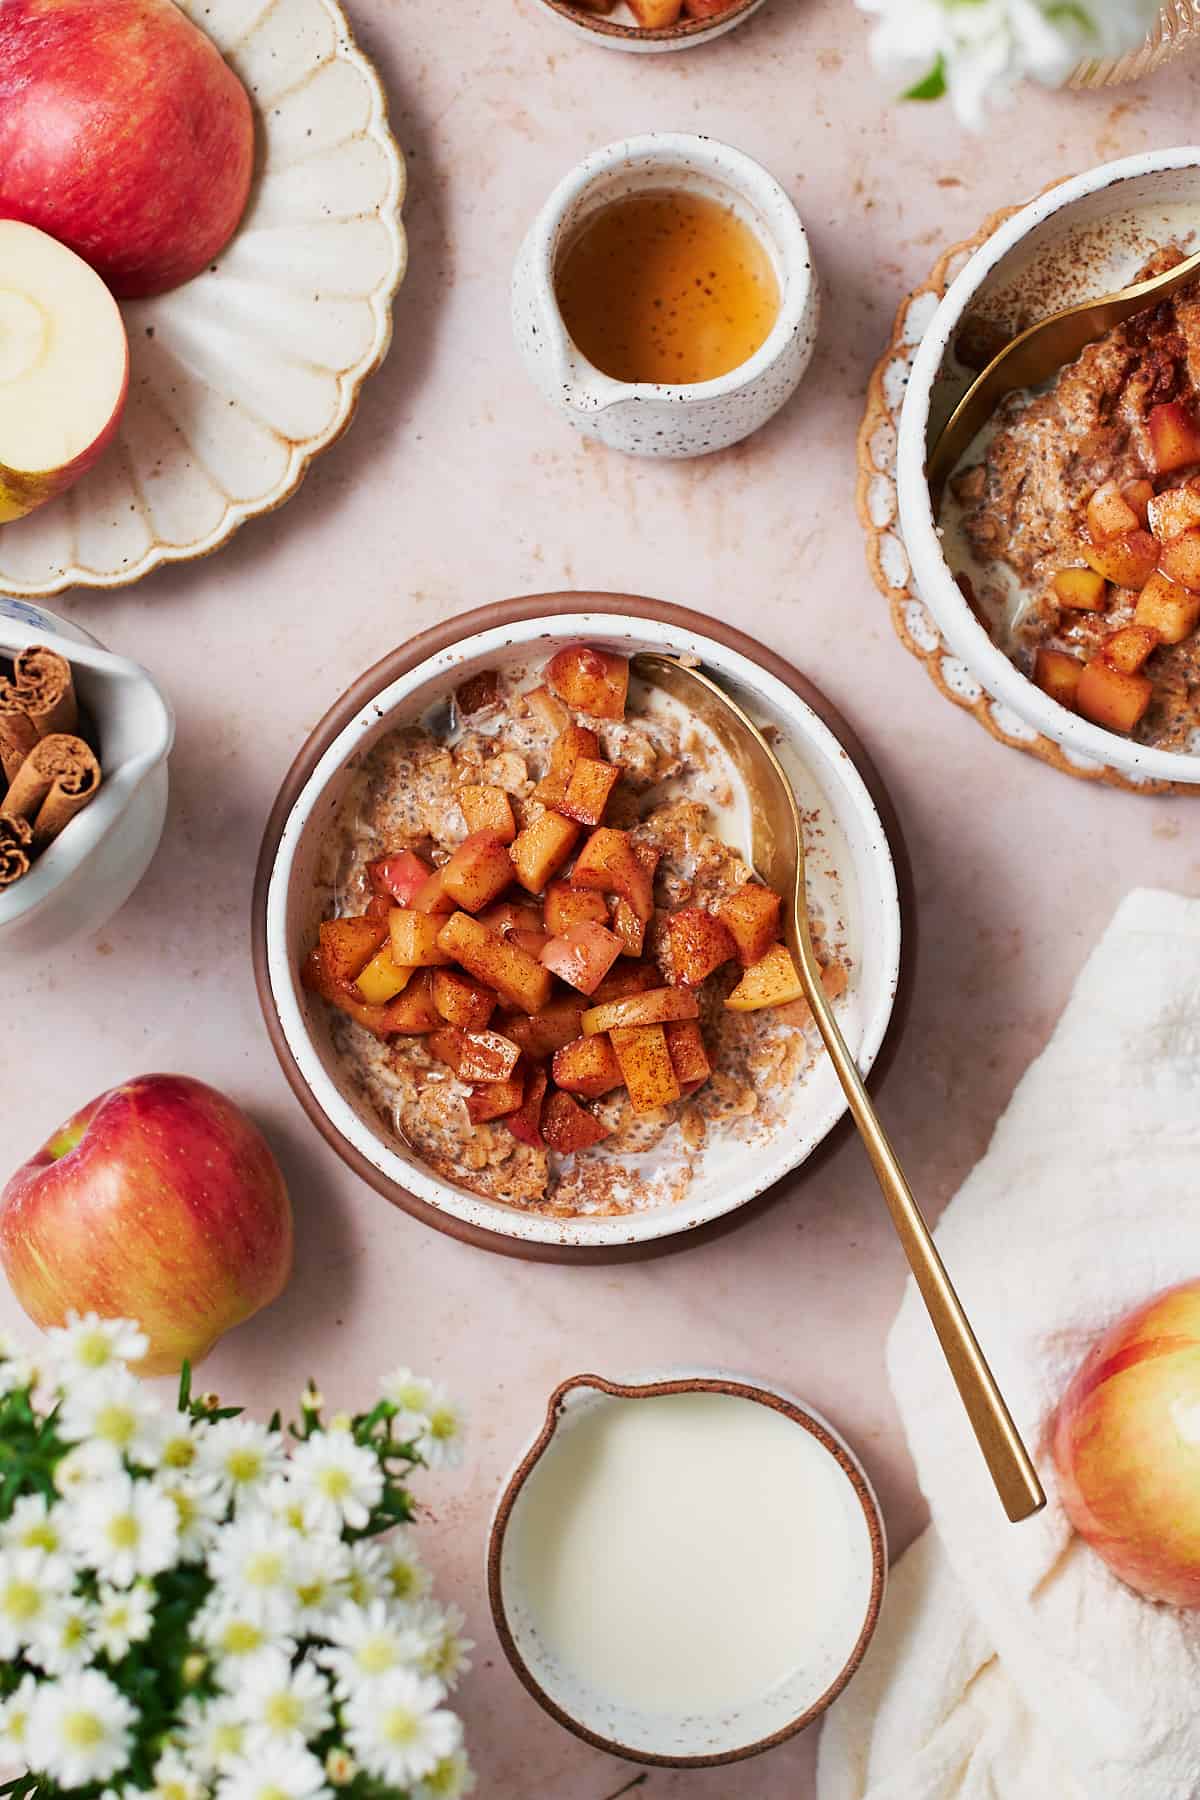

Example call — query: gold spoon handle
[794,933,1045,1522]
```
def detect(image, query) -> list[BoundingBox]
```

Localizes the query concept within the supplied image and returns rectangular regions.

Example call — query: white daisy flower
[217,1742,330,1800]
[287,1534,351,1631]
[0,1343,39,1397]
[372,1531,432,1607]
[57,1366,163,1465]
[198,1598,294,1671]
[176,1693,247,1775]
[196,1419,286,1504]
[55,1437,125,1496]
[152,1747,207,1800]
[411,1602,474,1691]
[95,1581,155,1661]
[380,1368,435,1439]
[415,1751,476,1800]
[412,1388,465,1470]
[343,1669,461,1788]
[31,1594,95,1675]
[46,1314,149,1381]
[0,1548,73,1656]
[158,1473,227,1561]
[65,1473,179,1587]
[150,1414,207,1475]
[287,1429,383,1532]
[2,1492,66,1554]
[244,1476,322,1541]
[0,1672,40,1758]
[207,1515,298,1631]
[319,1600,427,1697]
[30,1668,136,1788]
[237,1648,333,1746]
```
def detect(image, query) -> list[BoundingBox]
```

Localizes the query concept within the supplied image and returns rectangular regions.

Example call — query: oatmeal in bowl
[257,602,903,1253]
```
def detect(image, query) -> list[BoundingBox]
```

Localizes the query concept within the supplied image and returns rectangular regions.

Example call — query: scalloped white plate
[0,0,407,597]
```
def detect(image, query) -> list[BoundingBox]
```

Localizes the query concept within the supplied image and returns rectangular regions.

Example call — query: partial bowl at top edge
[896,146,1200,788]
[253,596,903,1256]
[534,0,764,53]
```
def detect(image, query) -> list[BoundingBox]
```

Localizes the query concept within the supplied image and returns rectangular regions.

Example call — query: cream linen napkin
[817,888,1200,1800]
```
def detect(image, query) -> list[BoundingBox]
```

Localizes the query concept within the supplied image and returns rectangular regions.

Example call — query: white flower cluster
[0,1317,473,1800]
[856,0,1161,129]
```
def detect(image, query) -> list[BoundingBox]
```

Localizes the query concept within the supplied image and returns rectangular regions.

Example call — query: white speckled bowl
[0,0,406,598]
[254,596,903,1257]
[897,148,1200,787]
[488,1368,886,1766]
[512,134,818,458]
[0,600,173,957]
[535,0,766,53]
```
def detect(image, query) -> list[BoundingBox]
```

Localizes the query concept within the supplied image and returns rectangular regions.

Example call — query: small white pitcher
[512,132,819,459]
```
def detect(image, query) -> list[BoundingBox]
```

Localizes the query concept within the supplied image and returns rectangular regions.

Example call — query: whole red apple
[0,1075,292,1375]
[1054,1280,1200,1606]
[0,0,254,299]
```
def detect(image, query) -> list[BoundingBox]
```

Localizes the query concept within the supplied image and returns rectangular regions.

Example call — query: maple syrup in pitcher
[555,188,781,386]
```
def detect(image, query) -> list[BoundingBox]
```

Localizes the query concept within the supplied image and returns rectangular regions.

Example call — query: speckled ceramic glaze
[512,134,818,458]
[0,0,407,598]
[487,1369,886,1766]
[535,0,765,54]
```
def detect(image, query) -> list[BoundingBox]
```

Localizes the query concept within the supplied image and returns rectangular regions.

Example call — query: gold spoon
[926,244,1200,505]
[633,652,1046,1524]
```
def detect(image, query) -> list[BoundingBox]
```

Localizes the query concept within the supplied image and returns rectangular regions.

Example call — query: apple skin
[0,350,128,524]
[0,0,255,300]
[1053,1280,1200,1606]
[0,1075,293,1375]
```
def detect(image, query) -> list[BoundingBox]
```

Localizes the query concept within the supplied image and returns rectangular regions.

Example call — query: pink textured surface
[3,3,1200,1793]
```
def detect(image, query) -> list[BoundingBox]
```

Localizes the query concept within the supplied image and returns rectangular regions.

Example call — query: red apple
[0,1075,292,1375]
[0,0,255,299]
[1053,1280,1200,1606]
[0,222,129,522]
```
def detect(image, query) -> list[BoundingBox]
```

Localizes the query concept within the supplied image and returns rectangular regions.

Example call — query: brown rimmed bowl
[535,0,765,53]
[251,593,909,1261]
[487,1369,887,1766]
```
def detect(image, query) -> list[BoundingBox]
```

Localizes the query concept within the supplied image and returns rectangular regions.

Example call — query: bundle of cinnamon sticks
[0,646,102,891]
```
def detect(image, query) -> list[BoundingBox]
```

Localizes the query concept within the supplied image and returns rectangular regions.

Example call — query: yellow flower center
[210,1722,242,1758]
[317,1467,351,1501]
[22,1521,57,1552]
[387,1561,418,1601]
[264,1693,302,1731]
[428,1406,456,1443]
[246,1551,284,1588]
[226,1449,262,1484]
[162,1436,196,1470]
[62,1613,86,1649]
[107,1513,140,1551]
[77,1333,113,1370]
[2,1582,40,1622]
[63,1711,104,1750]
[295,1581,324,1608]
[358,1637,397,1676]
[220,1620,263,1655]
[380,1706,419,1748]
[95,1403,136,1447]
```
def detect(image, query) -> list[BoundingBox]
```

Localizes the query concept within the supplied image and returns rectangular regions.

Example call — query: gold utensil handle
[800,958,1045,1523]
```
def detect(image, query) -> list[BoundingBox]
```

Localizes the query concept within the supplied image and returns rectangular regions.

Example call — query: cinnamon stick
[0,694,37,787]
[13,645,78,738]
[0,814,32,890]
[2,734,101,848]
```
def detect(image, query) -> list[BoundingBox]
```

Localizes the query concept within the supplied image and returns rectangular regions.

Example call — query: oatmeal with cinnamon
[301,645,849,1217]
[948,247,1200,752]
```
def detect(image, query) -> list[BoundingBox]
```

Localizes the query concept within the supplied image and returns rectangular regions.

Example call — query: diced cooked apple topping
[1050,568,1107,612]
[1033,647,1084,711]
[1135,571,1200,644]
[1147,401,1200,475]
[1076,658,1153,734]
[1081,529,1158,590]
[304,643,847,1166]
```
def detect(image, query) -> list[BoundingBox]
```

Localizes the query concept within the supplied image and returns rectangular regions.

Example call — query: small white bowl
[897,147,1200,787]
[0,600,174,957]
[255,597,902,1255]
[487,1369,886,1765]
[535,0,765,53]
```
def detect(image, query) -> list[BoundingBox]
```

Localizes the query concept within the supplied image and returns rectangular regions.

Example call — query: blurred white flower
[55,1437,124,1496]
[2,1492,65,1555]
[30,1668,137,1787]
[177,1693,247,1775]
[0,1350,39,1397]
[157,1472,227,1561]
[411,1602,473,1691]
[0,1548,73,1657]
[208,1515,299,1631]
[32,1595,96,1676]
[197,1419,287,1503]
[149,1415,207,1476]
[152,1747,208,1800]
[412,1388,465,1470]
[415,1750,476,1800]
[95,1582,155,1661]
[343,1668,461,1788]
[380,1368,435,1439]
[857,0,1161,129]
[0,1671,40,1757]
[217,1742,330,1800]
[250,1476,324,1541]
[287,1429,383,1532]
[198,1596,295,1671]
[65,1474,179,1588]
[369,1531,432,1608]
[319,1600,426,1697]
[237,1647,333,1746]
[58,1367,164,1465]
[288,1534,352,1632]
[46,1315,149,1381]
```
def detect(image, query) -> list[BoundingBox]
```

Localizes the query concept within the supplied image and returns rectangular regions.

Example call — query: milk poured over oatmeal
[511,1391,869,1715]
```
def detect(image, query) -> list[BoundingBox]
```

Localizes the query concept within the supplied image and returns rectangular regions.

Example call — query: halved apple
[0,221,129,523]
